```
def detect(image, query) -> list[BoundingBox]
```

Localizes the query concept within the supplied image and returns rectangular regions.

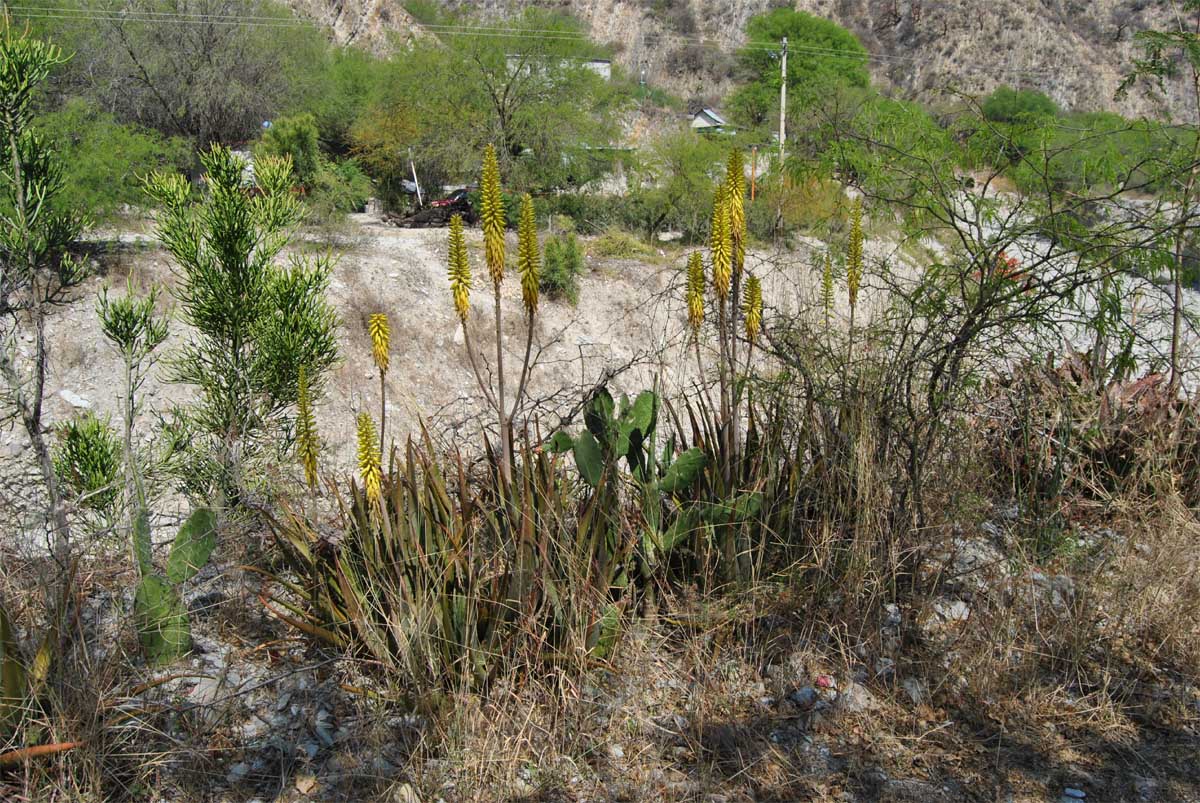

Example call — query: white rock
[932,598,970,622]
[58,389,92,409]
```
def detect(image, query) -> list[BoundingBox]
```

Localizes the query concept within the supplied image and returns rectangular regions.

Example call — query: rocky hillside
[287,0,1190,120]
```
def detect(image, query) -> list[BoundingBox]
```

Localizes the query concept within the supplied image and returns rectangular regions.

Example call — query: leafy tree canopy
[729,9,869,128]
[981,86,1059,123]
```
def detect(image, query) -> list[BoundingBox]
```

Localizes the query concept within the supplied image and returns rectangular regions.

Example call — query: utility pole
[408,147,423,207]
[750,145,757,200]
[779,37,788,167]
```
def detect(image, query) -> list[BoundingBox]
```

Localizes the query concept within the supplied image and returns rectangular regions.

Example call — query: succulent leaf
[134,575,191,665]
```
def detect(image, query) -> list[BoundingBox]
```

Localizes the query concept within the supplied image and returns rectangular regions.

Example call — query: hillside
[291,0,1189,120]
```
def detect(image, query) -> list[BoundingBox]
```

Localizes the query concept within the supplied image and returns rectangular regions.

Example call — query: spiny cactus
[296,366,319,491]
[448,214,472,322]
[356,412,383,505]
[820,252,835,327]
[368,313,390,375]
[517,193,540,315]
[710,184,731,301]
[686,251,706,334]
[725,150,746,280]
[743,274,763,345]
[481,144,505,286]
[847,198,863,311]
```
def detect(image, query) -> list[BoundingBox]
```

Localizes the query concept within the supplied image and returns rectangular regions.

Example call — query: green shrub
[542,232,585,304]
[590,226,655,259]
[35,98,189,222]
[982,86,1059,123]
[53,412,122,513]
[306,158,372,225]
[256,113,321,186]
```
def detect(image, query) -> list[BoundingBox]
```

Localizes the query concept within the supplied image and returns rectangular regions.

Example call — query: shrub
[53,412,122,514]
[542,232,585,304]
[256,113,321,186]
[590,227,655,259]
[36,98,189,222]
[305,157,372,226]
[144,146,339,501]
[981,85,1059,123]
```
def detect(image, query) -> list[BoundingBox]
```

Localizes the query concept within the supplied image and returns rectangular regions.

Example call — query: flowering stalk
[846,198,864,370]
[368,312,390,456]
[296,366,319,491]
[512,193,540,423]
[356,412,382,508]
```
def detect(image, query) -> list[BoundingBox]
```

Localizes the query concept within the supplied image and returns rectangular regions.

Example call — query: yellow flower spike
[448,214,472,322]
[725,149,746,279]
[710,183,731,302]
[356,412,382,505]
[743,274,763,344]
[480,144,506,286]
[686,251,706,334]
[517,193,540,315]
[847,197,864,310]
[367,313,390,375]
[821,252,835,327]
[296,366,319,490]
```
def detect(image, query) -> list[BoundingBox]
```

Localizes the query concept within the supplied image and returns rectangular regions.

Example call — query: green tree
[729,9,869,129]
[144,146,338,501]
[625,127,727,241]
[355,9,625,196]
[0,25,87,560]
[981,86,1059,123]
[1119,1,1200,391]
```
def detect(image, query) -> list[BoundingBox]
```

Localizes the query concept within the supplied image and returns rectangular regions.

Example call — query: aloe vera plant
[132,506,217,665]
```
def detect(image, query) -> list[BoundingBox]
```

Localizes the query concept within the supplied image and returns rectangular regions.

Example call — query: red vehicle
[430,188,471,211]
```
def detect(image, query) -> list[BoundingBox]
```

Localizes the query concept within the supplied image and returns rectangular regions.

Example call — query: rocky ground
[2,212,1198,801]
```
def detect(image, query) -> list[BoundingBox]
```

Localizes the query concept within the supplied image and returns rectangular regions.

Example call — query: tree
[0,24,87,561]
[624,127,726,241]
[54,0,327,148]
[729,9,869,130]
[144,146,338,501]
[355,9,624,196]
[981,86,1059,123]
[1119,2,1200,393]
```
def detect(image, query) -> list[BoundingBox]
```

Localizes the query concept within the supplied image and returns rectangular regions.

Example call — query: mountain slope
[291,0,1190,121]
